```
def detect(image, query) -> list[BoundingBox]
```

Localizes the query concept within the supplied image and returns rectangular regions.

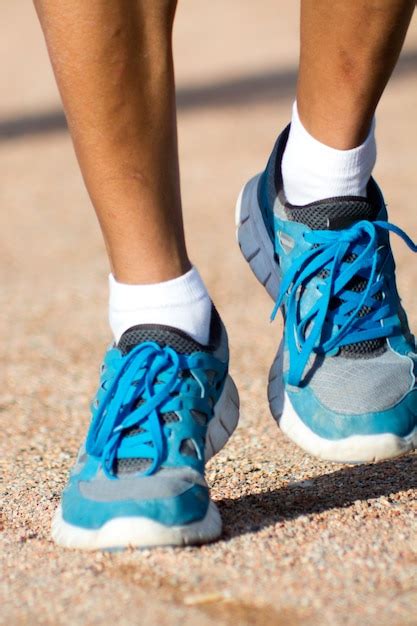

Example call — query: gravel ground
[1,2,416,625]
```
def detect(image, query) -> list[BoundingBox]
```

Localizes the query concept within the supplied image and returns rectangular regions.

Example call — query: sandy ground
[1,2,417,625]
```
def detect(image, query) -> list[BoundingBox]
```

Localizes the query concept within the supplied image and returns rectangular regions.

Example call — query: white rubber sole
[236,176,417,464]
[268,343,417,464]
[52,375,239,550]
[52,500,221,551]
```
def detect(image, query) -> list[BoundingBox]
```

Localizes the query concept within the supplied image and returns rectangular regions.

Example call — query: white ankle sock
[282,102,377,205]
[109,266,212,344]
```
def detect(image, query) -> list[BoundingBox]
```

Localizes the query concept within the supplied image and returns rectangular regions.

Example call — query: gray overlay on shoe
[79,467,207,502]
[307,348,414,414]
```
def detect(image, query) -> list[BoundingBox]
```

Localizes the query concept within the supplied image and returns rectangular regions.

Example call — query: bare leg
[33,0,189,284]
[297,0,415,149]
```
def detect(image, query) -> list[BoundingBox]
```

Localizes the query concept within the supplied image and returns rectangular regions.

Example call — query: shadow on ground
[218,453,417,538]
[1,48,417,142]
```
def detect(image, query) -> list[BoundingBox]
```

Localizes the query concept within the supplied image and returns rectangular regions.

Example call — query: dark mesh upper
[179,439,199,459]
[118,325,210,356]
[285,196,386,358]
[340,339,386,357]
[285,197,377,231]
[115,457,152,475]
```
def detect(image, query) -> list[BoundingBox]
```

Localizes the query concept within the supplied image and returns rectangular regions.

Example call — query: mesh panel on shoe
[309,349,413,414]
[114,412,181,474]
[118,326,209,356]
[340,339,386,357]
[162,412,181,424]
[339,274,386,356]
[179,439,199,459]
[115,425,153,474]
[286,198,377,231]
[124,426,145,437]
[115,457,152,474]
[191,408,208,426]
[285,197,386,358]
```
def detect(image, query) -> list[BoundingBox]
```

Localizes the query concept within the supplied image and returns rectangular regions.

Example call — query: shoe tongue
[117,324,206,356]
[285,197,377,230]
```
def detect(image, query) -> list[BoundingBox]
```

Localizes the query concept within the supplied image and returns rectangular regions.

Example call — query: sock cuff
[282,102,377,204]
[109,266,210,313]
[291,102,376,170]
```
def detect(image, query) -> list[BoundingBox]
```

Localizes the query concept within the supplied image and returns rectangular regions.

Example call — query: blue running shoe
[52,306,239,549]
[236,126,417,463]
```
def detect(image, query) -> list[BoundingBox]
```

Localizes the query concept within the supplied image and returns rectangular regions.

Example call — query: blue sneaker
[52,306,239,549]
[236,126,417,463]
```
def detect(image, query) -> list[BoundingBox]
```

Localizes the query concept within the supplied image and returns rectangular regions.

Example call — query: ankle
[111,252,191,285]
[108,266,212,344]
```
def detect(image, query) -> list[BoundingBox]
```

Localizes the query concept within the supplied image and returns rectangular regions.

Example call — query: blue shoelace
[86,342,193,479]
[271,220,417,387]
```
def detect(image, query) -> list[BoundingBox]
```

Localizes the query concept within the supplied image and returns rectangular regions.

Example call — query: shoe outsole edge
[51,500,221,550]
